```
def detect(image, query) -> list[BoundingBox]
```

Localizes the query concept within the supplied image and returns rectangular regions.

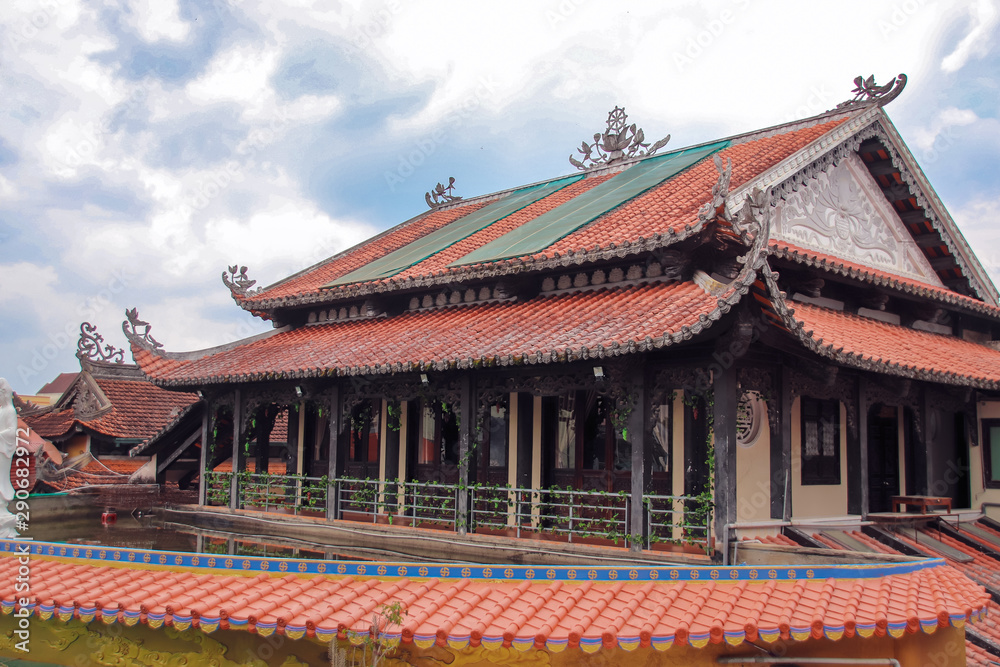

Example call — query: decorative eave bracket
[569,106,670,171]
[122,308,163,351]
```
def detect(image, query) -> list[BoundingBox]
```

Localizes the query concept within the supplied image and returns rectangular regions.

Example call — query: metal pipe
[718,657,900,667]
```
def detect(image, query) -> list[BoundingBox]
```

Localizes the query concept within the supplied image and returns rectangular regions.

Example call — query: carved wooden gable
[772,152,944,286]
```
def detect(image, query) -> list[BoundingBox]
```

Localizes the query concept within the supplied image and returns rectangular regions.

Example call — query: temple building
[120,74,1000,550]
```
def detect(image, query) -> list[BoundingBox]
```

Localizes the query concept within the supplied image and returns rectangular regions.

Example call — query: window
[982,419,1000,489]
[800,397,840,485]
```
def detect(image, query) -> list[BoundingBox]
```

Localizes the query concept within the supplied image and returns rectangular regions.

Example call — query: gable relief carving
[772,153,944,287]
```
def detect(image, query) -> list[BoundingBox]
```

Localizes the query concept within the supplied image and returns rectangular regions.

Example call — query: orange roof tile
[781,300,1000,388]
[22,377,198,443]
[0,541,989,651]
[242,118,848,308]
[772,240,1000,317]
[135,279,725,386]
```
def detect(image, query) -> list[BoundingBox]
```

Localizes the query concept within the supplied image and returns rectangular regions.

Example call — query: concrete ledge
[163,504,713,567]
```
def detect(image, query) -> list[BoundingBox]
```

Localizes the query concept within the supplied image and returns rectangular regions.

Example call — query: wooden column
[229,388,243,510]
[628,371,647,553]
[713,365,738,555]
[326,385,341,520]
[778,366,793,521]
[769,368,788,520]
[457,374,473,536]
[851,377,869,517]
[197,404,210,506]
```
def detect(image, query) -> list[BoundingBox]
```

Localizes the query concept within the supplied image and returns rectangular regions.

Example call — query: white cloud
[186,46,278,105]
[952,196,1000,290]
[942,0,999,72]
[129,0,190,43]
[910,106,979,152]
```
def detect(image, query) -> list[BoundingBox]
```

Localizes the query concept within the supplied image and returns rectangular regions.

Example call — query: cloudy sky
[1,0,998,395]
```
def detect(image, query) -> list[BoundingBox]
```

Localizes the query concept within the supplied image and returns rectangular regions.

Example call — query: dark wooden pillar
[197,404,209,506]
[713,365,738,554]
[326,385,341,519]
[628,371,647,553]
[457,374,472,535]
[229,388,243,510]
[777,366,793,520]
[852,377,869,517]
[770,368,790,520]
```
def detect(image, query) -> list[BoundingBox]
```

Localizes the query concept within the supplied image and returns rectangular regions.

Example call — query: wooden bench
[891,495,952,514]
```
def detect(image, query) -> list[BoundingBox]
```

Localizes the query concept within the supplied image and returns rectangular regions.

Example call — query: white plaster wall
[735,404,772,522]
[790,398,849,518]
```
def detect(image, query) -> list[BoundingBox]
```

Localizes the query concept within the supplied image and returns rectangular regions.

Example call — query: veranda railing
[217,472,711,552]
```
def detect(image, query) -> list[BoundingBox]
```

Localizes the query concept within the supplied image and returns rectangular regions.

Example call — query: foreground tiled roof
[778,300,1000,389]
[0,541,988,652]
[134,280,731,385]
[807,520,1000,664]
[242,118,849,308]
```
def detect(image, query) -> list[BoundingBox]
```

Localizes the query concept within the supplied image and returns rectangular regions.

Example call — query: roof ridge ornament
[569,106,670,171]
[122,308,163,350]
[835,73,907,110]
[697,154,766,241]
[425,177,461,208]
[223,265,260,298]
[76,322,125,364]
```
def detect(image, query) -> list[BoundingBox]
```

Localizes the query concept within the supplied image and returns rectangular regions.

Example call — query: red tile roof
[0,543,988,651]
[771,241,1000,317]
[809,525,1000,665]
[250,202,489,302]
[23,408,75,440]
[22,376,198,443]
[84,378,198,441]
[780,300,1000,389]
[134,280,726,385]
[37,372,79,396]
[242,118,848,308]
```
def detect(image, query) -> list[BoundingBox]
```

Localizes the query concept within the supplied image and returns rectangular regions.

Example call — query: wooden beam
[197,406,209,506]
[914,234,944,249]
[928,255,957,271]
[898,210,929,225]
[158,427,200,475]
[865,159,897,177]
[881,184,912,201]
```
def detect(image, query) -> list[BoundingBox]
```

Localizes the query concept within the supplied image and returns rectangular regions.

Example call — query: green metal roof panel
[449,140,730,267]
[324,175,584,287]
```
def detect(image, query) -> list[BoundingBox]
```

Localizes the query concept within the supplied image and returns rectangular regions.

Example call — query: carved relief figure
[772,153,943,285]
